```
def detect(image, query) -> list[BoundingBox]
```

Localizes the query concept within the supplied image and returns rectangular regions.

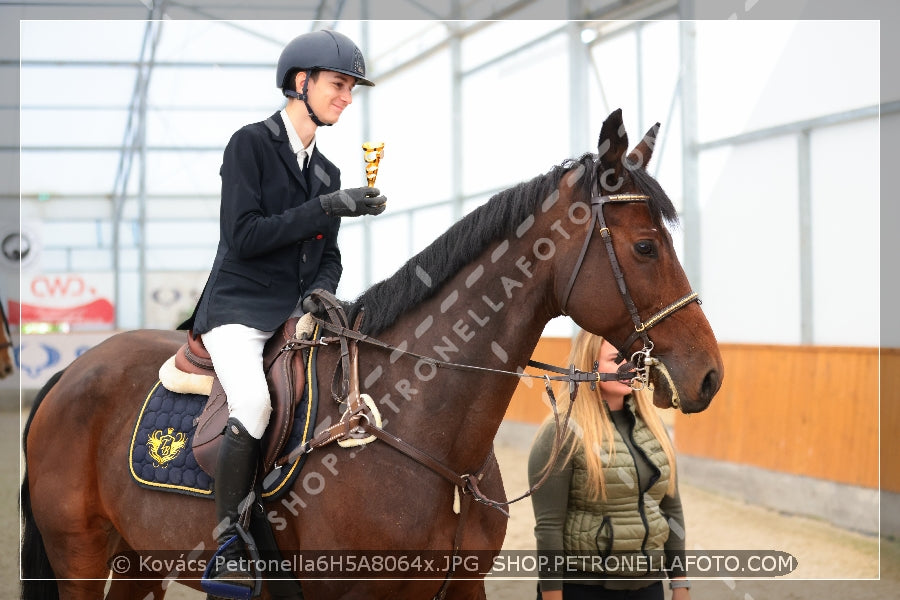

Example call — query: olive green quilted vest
[563,401,671,578]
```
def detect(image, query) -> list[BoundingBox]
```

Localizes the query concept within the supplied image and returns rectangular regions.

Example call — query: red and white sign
[13,273,115,327]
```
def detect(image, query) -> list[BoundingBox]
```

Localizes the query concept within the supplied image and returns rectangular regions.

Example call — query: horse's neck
[380,238,553,470]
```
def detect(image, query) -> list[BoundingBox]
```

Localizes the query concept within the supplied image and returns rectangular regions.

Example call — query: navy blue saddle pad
[129,345,318,500]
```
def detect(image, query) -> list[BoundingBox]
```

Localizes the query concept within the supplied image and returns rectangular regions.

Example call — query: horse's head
[553,109,723,413]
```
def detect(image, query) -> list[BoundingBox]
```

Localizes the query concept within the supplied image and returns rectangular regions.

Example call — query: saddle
[160,315,316,477]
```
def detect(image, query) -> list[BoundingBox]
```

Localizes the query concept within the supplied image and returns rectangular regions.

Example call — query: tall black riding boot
[212,417,260,588]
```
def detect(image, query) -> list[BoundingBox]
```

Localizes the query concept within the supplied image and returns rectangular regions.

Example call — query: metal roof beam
[697,101,900,151]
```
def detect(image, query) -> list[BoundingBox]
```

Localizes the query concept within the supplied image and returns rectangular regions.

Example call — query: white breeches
[201,324,274,439]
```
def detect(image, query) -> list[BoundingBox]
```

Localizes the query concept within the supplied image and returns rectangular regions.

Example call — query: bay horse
[0,300,14,378]
[21,109,723,600]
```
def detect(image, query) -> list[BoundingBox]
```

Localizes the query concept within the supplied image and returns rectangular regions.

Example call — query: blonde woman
[528,330,691,600]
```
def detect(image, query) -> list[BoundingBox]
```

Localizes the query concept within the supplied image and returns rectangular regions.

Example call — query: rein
[274,294,599,507]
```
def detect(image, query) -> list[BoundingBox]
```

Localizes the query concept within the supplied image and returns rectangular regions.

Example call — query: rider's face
[303,70,356,125]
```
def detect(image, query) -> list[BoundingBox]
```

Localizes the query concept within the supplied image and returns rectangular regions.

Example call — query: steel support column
[112,3,165,329]
[450,3,464,222]
[359,14,374,288]
[678,8,701,291]
[797,129,813,343]
[567,13,589,156]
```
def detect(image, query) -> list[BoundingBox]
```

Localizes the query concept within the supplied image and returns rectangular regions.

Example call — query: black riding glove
[319,187,387,217]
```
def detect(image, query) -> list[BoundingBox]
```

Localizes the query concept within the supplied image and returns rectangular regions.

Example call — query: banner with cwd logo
[14,273,115,329]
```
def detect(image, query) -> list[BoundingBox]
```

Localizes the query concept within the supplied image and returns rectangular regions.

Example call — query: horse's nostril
[701,370,720,401]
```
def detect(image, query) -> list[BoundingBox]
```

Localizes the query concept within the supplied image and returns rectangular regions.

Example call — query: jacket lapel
[266,112,306,191]
[307,147,327,198]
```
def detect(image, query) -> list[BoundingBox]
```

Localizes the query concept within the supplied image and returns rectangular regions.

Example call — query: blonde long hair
[542,329,677,500]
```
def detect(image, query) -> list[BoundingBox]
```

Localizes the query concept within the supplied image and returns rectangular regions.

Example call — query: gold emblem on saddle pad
[147,428,188,467]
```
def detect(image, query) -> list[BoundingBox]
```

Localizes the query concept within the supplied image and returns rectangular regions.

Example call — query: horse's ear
[597,109,628,193]
[627,122,660,169]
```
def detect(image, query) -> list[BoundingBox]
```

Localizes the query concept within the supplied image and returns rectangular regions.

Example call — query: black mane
[347,153,677,336]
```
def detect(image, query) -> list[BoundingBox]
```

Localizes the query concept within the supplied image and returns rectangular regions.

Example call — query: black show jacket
[180,111,343,334]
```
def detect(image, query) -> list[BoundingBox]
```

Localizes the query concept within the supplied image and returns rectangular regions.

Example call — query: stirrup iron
[201,523,262,600]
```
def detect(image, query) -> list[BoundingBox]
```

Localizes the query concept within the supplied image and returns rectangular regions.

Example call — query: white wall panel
[810,118,880,346]
[698,136,801,344]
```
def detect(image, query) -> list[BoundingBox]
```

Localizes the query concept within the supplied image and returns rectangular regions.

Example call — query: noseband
[559,184,700,401]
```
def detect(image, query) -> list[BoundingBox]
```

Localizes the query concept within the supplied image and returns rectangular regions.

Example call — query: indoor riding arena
[3,2,898,599]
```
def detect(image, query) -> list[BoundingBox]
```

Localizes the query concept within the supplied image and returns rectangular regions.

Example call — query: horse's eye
[634,240,656,257]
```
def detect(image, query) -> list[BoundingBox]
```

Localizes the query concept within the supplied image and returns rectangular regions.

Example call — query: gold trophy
[362,142,385,187]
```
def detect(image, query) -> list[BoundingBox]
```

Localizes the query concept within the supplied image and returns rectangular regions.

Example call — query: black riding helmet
[276,30,374,126]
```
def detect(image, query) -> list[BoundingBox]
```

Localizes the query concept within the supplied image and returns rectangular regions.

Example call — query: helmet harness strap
[284,69,331,128]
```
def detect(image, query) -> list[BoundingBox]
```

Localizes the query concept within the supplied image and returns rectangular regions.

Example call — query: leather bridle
[559,183,700,395]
